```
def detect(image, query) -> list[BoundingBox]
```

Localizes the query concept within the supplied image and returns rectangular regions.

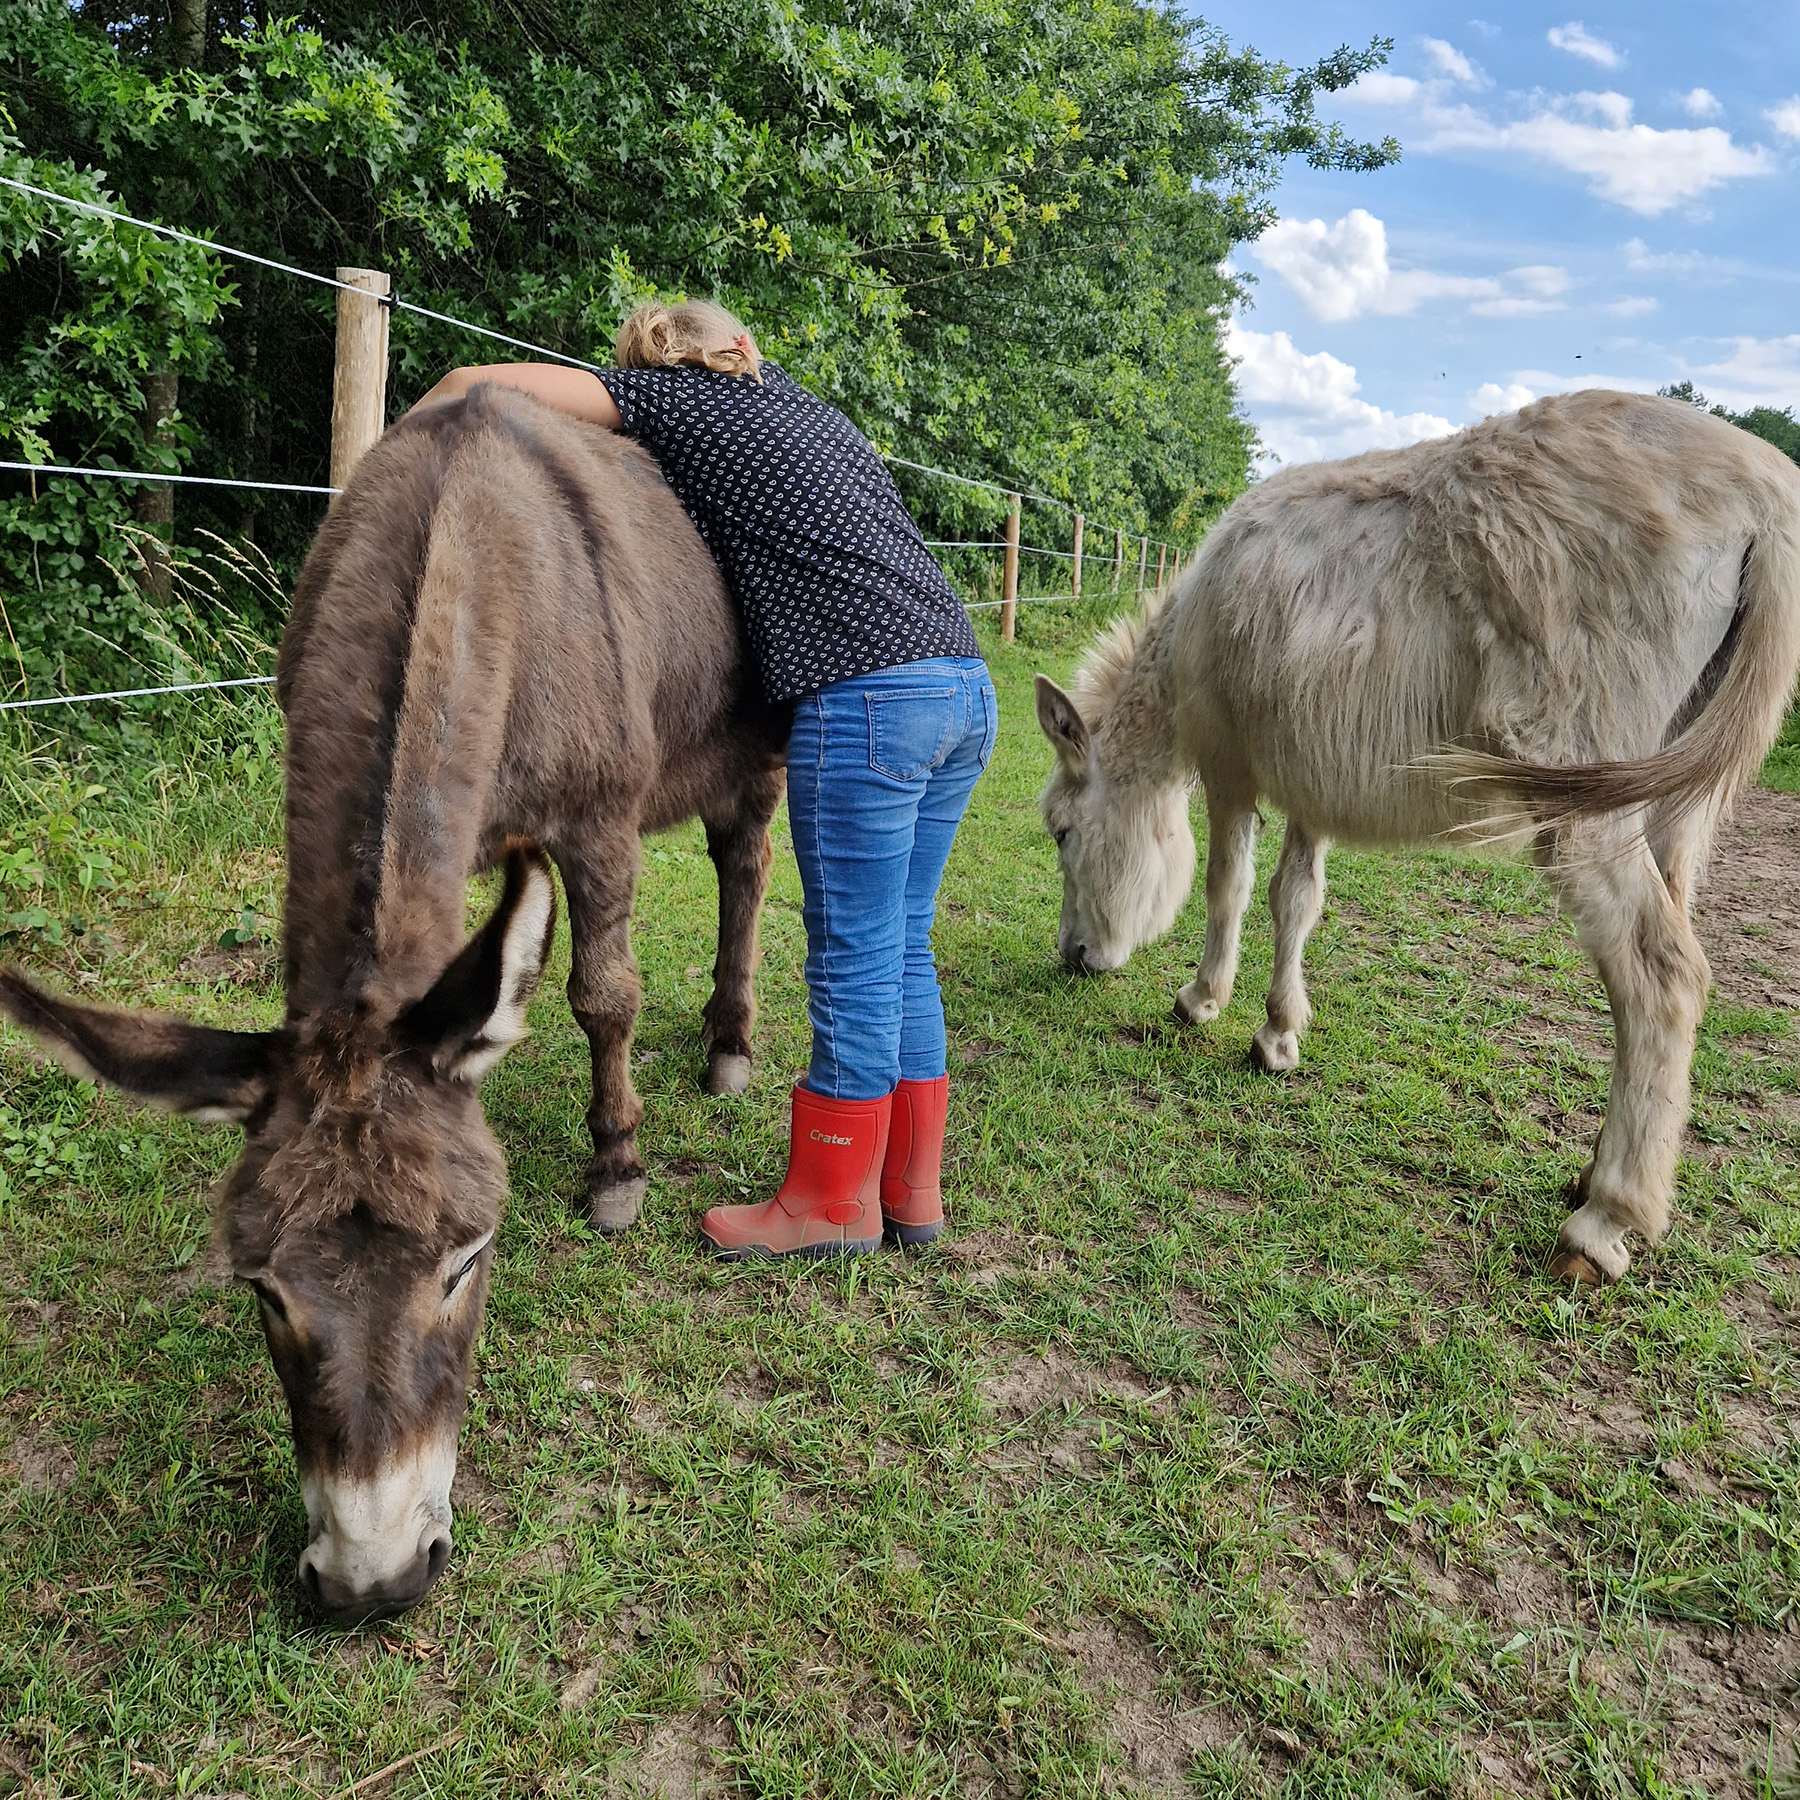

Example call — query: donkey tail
[1435,509,1800,828]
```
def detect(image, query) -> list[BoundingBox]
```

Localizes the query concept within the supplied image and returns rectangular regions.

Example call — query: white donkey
[1036,390,1800,1284]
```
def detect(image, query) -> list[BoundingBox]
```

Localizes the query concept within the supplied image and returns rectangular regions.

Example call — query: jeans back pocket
[867,689,958,781]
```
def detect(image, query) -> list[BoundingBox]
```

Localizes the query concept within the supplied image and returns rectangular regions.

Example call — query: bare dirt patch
[1,1424,78,1496]
[608,1698,732,1797]
[1066,1615,1240,1794]
[1694,787,1800,1011]
[1612,1622,1800,1797]
[981,1349,1168,1421]
[177,941,280,989]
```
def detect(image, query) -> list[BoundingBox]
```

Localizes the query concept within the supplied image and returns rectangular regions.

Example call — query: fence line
[392,301,604,373]
[4,178,1191,707]
[0,674,276,713]
[4,178,1184,556]
[878,451,1174,553]
[1,459,339,497]
[0,175,362,294]
[0,175,607,377]
[965,593,1077,613]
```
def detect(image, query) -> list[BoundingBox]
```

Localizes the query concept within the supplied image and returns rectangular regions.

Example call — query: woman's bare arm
[408,363,621,428]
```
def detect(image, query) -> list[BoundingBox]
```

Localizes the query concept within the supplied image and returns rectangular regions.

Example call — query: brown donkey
[0,384,788,1622]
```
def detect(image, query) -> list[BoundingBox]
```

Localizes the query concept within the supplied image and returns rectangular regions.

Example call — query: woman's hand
[407,364,621,428]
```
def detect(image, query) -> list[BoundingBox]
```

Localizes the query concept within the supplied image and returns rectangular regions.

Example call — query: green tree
[2,0,1394,698]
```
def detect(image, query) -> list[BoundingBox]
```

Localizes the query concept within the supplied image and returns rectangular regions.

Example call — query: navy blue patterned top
[597,362,981,702]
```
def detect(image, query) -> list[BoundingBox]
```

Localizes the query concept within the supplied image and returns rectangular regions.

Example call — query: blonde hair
[615,300,762,383]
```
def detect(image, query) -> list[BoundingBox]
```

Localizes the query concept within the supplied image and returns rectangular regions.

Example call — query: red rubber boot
[881,1075,948,1246]
[700,1086,890,1260]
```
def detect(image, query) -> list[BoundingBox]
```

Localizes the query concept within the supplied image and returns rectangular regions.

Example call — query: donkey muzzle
[297,1436,457,1626]
[299,1527,452,1625]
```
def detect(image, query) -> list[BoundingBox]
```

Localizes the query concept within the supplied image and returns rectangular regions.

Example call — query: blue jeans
[788,657,998,1101]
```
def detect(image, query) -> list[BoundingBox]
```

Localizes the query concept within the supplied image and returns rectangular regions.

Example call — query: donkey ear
[1034,674,1091,767]
[395,846,557,1084]
[0,968,278,1124]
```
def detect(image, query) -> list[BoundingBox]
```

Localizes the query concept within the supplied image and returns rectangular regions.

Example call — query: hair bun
[616,300,760,382]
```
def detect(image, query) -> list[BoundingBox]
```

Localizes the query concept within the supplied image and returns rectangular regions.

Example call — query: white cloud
[1680,88,1722,120]
[1571,89,1633,129]
[1691,335,1800,408]
[1547,21,1621,68]
[1252,210,1498,321]
[1340,71,1421,106]
[1471,382,1537,415]
[1510,367,1663,398]
[1253,211,1572,323]
[1769,98,1800,141]
[1605,295,1660,316]
[1623,237,1713,274]
[1422,38,1479,83]
[1511,264,1573,297]
[1468,296,1563,317]
[1472,264,1573,314]
[1225,319,1457,466]
[1423,94,1772,214]
[1352,71,1769,215]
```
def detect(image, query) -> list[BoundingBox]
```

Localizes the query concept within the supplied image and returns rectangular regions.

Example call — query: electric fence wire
[0,675,277,713]
[0,177,1184,711]
[1,175,1180,552]
[0,175,607,375]
[1,459,340,497]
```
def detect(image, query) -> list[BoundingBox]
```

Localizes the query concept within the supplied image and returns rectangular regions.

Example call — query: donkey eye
[246,1278,288,1323]
[444,1250,484,1297]
[1052,828,1069,846]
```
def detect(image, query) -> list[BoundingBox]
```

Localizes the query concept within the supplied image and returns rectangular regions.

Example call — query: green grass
[3,600,1799,1799]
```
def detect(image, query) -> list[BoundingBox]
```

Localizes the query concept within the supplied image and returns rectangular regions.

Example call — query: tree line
[0,0,1393,707]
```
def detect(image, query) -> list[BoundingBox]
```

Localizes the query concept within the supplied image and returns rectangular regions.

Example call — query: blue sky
[1191,2,1800,466]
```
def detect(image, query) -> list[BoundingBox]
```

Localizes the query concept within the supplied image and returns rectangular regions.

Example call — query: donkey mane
[1070,593,1165,719]
[262,1076,496,1243]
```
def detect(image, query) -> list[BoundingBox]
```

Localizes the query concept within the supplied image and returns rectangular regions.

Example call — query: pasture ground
[2,595,1799,1799]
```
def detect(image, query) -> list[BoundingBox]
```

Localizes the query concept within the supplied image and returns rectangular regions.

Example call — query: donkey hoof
[1249,1027,1300,1074]
[704,1052,753,1097]
[584,1173,646,1234]
[1173,985,1220,1026]
[1548,1246,1605,1287]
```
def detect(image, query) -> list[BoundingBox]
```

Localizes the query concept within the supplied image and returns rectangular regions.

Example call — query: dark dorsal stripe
[471,388,627,693]
[337,411,465,998]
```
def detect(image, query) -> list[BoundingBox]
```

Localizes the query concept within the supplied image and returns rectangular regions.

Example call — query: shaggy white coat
[1037,389,1800,1283]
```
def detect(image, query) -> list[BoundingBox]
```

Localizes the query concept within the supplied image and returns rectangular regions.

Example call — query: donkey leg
[1174,801,1257,1026]
[1648,791,1724,921]
[1551,836,1710,1284]
[700,769,782,1097]
[1250,821,1329,1074]
[559,837,649,1232]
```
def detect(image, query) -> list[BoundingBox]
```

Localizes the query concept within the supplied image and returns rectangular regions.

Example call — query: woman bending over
[414,303,996,1258]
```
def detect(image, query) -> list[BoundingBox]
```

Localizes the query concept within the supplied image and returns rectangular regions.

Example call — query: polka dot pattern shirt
[598,363,981,703]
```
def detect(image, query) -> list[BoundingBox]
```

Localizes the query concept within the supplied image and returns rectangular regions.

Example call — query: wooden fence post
[330,267,392,497]
[1071,511,1084,604]
[1155,543,1167,593]
[1113,527,1123,593]
[1136,535,1148,597]
[1000,493,1021,642]
[136,370,179,602]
